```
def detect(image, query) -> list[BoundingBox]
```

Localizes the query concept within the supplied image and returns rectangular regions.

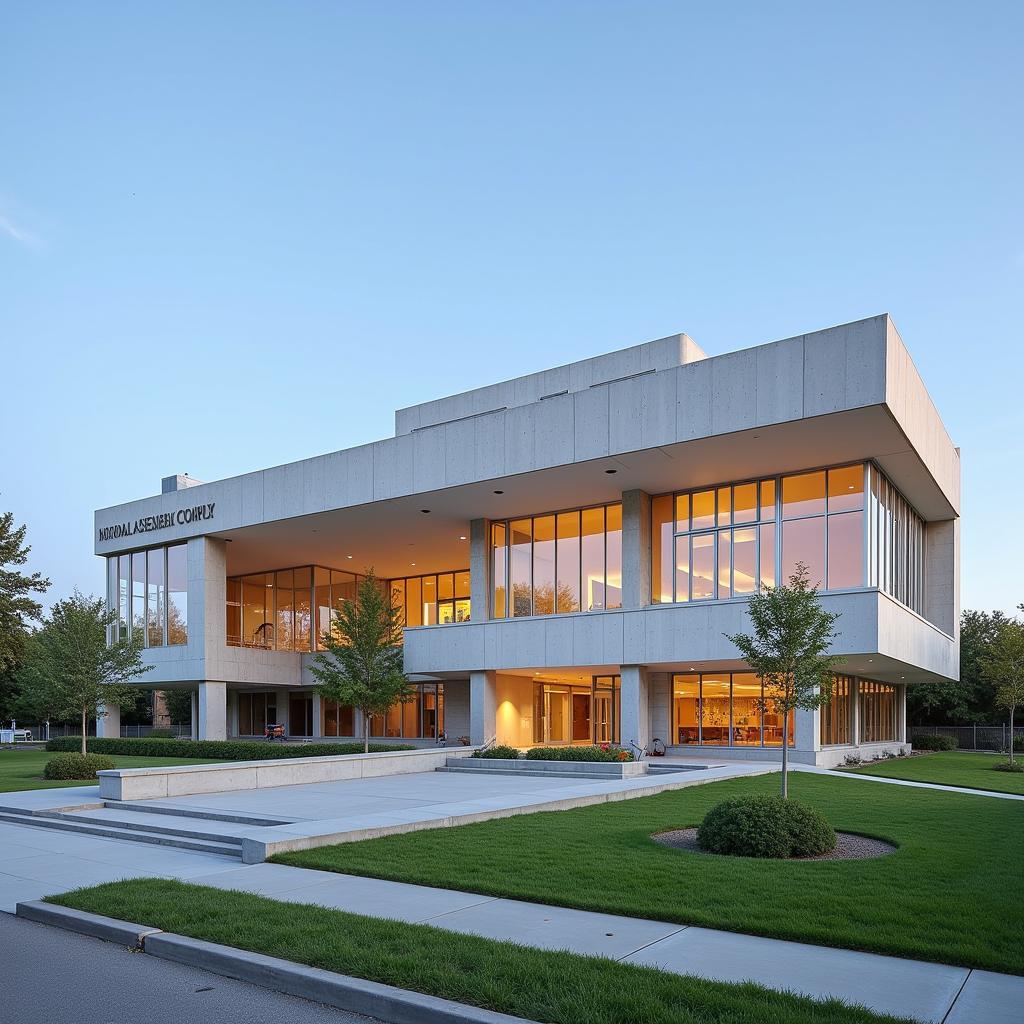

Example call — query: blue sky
[1,1,1021,614]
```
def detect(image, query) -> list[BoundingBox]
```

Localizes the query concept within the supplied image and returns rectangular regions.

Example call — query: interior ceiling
[216,405,956,579]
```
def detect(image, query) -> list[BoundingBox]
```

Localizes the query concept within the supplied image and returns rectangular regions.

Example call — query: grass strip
[273,772,1024,974]
[837,750,1024,794]
[50,878,913,1024]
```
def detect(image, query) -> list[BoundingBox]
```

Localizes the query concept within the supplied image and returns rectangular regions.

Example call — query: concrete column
[469,670,497,746]
[794,706,818,754]
[275,690,290,732]
[190,690,199,740]
[197,681,227,741]
[619,665,650,754]
[898,684,907,743]
[469,518,490,621]
[312,692,323,738]
[97,702,120,739]
[621,490,651,610]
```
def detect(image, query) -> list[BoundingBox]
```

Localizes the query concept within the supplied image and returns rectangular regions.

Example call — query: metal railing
[908,724,1024,752]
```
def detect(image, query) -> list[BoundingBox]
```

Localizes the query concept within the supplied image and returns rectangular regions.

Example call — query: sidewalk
[176,860,1021,1024]
[793,763,1024,800]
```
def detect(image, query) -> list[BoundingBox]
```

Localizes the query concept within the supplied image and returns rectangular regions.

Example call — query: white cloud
[0,210,41,249]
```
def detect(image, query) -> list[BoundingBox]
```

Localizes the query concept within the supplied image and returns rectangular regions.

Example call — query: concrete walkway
[794,763,1024,800]
[2,813,1020,1023]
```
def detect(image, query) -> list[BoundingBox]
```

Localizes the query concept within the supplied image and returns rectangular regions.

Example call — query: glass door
[571,692,591,741]
[544,688,571,744]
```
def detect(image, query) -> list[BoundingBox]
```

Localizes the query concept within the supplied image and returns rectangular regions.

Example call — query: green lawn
[0,747,223,793]
[51,879,913,1024]
[274,772,1024,974]
[839,750,1024,794]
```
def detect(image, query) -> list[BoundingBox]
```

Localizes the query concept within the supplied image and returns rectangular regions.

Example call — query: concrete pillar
[312,692,323,738]
[794,706,818,754]
[197,681,227,740]
[97,702,120,739]
[924,519,960,639]
[621,490,652,610]
[469,518,490,621]
[190,690,199,740]
[275,690,290,732]
[619,665,650,754]
[469,670,497,746]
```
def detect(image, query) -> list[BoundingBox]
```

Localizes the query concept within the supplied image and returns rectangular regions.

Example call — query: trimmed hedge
[525,745,634,762]
[912,734,958,751]
[474,745,522,760]
[146,728,176,739]
[697,795,836,859]
[46,737,413,761]
[44,752,118,780]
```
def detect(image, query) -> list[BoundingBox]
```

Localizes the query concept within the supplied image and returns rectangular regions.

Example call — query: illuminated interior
[672,672,795,747]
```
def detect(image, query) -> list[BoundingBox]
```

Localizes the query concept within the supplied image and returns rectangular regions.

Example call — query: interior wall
[495,674,535,746]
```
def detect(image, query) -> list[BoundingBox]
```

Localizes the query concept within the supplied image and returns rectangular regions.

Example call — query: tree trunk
[363,713,370,754]
[1011,708,1016,766]
[780,710,789,799]
[81,708,87,757]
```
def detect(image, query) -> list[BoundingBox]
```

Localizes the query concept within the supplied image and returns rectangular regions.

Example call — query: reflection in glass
[828,465,864,512]
[605,503,622,609]
[782,471,826,519]
[691,533,715,600]
[733,527,757,595]
[782,517,825,587]
[827,510,864,589]
[652,495,673,603]
[532,515,556,615]
[556,511,580,613]
[510,519,532,617]
[581,506,605,610]
[147,548,165,647]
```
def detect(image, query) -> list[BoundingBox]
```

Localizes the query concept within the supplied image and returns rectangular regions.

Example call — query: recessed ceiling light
[420,509,431,514]
[604,469,617,475]
[493,489,504,495]
[410,562,416,566]
[346,555,353,559]
[459,535,467,541]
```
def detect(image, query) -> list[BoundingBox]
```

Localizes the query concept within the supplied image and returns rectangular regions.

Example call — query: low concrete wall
[97,748,475,801]
[452,757,646,778]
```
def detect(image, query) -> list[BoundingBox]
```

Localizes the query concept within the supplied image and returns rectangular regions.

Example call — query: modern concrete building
[95,314,959,766]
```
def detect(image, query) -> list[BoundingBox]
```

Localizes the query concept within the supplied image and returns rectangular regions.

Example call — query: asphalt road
[0,913,378,1024]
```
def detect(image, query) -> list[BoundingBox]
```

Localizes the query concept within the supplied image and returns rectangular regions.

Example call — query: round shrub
[697,795,836,859]
[782,799,837,857]
[993,761,1024,773]
[474,744,522,760]
[912,734,957,751]
[43,752,118,780]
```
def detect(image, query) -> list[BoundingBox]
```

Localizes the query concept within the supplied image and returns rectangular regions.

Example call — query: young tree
[725,563,842,798]
[0,510,50,675]
[32,591,152,754]
[311,570,412,753]
[164,688,195,731]
[985,609,1024,765]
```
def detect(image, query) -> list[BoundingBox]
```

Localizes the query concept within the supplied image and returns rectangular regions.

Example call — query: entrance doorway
[289,694,313,737]
[532,676,619,745]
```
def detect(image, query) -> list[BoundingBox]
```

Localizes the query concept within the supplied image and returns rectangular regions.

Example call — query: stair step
[102,800,293,827]
[436,765,626,780]
[37,809,245,845]
[0,810,242,857]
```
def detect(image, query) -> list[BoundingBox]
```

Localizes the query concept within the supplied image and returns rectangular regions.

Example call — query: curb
[16,900,162,947]
[16,902,537,1024]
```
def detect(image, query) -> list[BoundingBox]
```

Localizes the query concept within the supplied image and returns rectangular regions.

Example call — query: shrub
[697,795,836,859]
[1013,735,1024,752]
[912,734,958,751]
[44,752,118,780]
[147,728,176,739]
[45,737,412,761]
[525,745,634,762]
[994,761,1024,773]
[474,745,521,760]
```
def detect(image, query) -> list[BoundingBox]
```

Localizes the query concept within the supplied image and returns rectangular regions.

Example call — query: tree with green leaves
[164,688,195,730]
[985,608,1024,765]
[29,591,152,754]
[725,563,842,798]
[0,510,50,676]
[311,570,412,753]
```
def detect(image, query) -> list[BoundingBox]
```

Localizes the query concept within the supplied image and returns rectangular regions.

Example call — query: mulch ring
[651,828,897,861]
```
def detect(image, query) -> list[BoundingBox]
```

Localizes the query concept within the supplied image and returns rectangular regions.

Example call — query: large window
[653,463,892,603]
[820,675,854,746]
[228,566,363,651]
[867,464,925,614]
[860,680,898,743]
[237,692,277,736]
[491,503,622,618]
[369,683,445,739]
[106,543,188,647]
[672,672,794,747]
[390,571,470,626]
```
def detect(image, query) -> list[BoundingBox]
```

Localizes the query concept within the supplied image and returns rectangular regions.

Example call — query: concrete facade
[94,316,959,765]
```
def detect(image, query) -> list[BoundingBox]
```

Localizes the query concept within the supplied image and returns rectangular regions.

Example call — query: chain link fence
[908,724,1024,752]
[9,722,191,742]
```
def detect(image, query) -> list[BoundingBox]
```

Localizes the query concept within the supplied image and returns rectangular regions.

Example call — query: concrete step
[435,765,629,780]
[101,800,293,827]
[0,810,243,858]
[37,809,246,845]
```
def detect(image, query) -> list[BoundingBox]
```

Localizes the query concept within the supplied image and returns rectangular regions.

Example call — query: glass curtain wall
[820,675,854,745]
[859,680,898,742]
[491,503,622,618]
[671,672,795,747]
[237,692,277,735]
[228,566,363,651]
[368,682,446,739]
[653,463,926,605]
[389,571,470,626]
[106,544,188,647]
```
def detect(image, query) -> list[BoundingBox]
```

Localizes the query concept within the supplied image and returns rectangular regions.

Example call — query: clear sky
[1,1,1021,615]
